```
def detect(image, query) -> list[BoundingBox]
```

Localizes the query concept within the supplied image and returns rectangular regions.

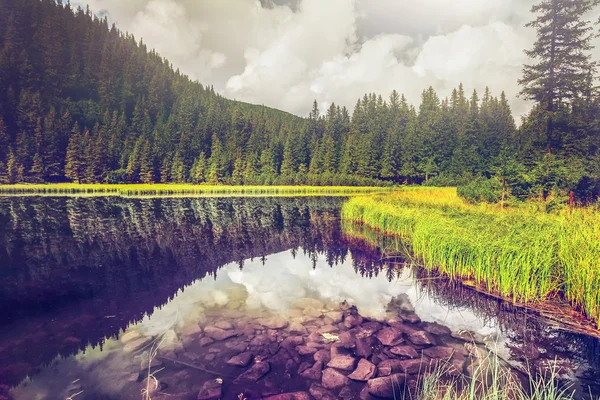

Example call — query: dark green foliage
[458,177,503,204]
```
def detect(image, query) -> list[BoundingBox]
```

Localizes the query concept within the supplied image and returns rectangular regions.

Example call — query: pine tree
[65,124,83,183]
[208,135,224,184]
[126,138,143,183]
[171,151,185,183]
[160,157,171,183]
[232,150,244,185]
[190,152,207,184]
[519,0,597,151]
[29,152,44,183]
[0,161,8,184]
[139,140,154,183]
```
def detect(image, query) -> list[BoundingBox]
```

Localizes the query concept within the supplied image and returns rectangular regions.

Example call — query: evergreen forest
[1,0,599,202]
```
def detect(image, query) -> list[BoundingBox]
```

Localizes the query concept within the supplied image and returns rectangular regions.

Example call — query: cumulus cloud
[75,0,592,118]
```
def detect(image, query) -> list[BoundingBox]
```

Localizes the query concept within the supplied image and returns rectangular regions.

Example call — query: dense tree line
[0,0,599,199]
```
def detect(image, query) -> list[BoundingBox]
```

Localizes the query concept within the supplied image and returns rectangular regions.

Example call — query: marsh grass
[342,187,600,327]
[416,351,576,400]
[0,183,392,197]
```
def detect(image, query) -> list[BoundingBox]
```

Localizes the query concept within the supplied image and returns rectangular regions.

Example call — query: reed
[342,187,600,327]
[0,183,392,197]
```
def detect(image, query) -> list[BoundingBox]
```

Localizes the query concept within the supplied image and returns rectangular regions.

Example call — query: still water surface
[0,196,598,399]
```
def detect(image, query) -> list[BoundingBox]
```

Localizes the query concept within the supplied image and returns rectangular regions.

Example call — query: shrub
[457,177,502,204]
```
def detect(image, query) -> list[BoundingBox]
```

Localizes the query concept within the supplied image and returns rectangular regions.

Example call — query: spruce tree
[190,152,207,184]
[160,157,171,183]
[170,151,185,183]
[208,135,224,184]
[65,125,82,183]
[519,0,597,151]
[29,152,44,183]
[139,140,154,184]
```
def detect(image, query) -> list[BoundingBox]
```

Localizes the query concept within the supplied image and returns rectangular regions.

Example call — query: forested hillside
[0,0,599,199]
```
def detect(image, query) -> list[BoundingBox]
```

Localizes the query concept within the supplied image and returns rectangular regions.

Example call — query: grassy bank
[342,187,600,327]
[0,183,392,197]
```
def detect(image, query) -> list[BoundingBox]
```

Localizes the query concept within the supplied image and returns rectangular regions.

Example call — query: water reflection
[0,196,598,399]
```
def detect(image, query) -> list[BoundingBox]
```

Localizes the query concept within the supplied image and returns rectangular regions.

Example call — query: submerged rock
[389,346,418,359]
[234,361,271,384]
[309,383,337,400]
[204,326,237,341]
[348,359,377,381]
[321,368,349,389]
[314,349,331,364]
[226,352,254,367]
[406,330,436,346]
[299,361,324,380]
[422,322,451,336]
[375,327,404,346]
[355,337,373,358]
[260,316,289,330]
[423,346,454,360]
[213,320,234,330]
[367,374,407,398]
[327,355,357,371]
[197,379,223,400]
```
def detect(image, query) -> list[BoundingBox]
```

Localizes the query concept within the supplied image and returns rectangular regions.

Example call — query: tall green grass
[0,183,392,197]
[342,187,600,327]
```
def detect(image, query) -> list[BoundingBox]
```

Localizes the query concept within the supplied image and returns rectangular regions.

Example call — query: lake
[0,196,599,400]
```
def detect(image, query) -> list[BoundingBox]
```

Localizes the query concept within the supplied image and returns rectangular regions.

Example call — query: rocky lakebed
[115,295,490,400]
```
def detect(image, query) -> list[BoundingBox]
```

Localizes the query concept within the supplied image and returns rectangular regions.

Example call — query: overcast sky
[74,0,600,119]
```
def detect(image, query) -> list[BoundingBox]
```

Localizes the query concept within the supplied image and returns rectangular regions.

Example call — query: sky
[73,0,599,119]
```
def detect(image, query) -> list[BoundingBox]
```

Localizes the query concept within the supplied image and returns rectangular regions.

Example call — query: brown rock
[321,368,349,389]
[309,383,338,400]
[423,346,454,360]
[344,314,364,328]
[399,359,429,374]
[288,322,308,335]
[398,312,421,324]
[357,322,382,338]
[314,349,331,364]
[390,346,418,359]
[204,326,237,341]
[197,379,222,400]
[355,337,373,358]
[325,311,344,323]
[339,331,356,348]
[282,336,304,349]
[226,352,254,367]
[348,359,377,381]
[300,361,324,380]
[406,330,436,346]
[367,374,406,398]
[213,320,234,330]
[375,327,404,346]
[422,322,451,336]
[233,361,271,384]
[296,346,317,356]
[260,316,289,330]
[327,355,357,371]
[331,343,352,359]
[199,337,214,347]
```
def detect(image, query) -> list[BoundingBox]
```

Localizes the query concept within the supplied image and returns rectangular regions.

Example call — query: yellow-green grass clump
[342,187,600,327]
[0,183,392,197]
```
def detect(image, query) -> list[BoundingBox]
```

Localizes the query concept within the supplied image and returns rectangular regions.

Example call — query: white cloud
[75,0,576,118]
